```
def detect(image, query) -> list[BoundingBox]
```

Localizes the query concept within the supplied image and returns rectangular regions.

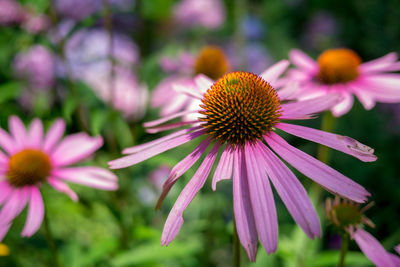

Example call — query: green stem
[233,218,241,267]
[102,0,116,105]
[43,212,60,267]
[338,234,349,267]
[233,0,247,69]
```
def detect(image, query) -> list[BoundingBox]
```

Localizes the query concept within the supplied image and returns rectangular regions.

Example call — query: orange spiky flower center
[317,48,361,84]
[194,46,230,80]
[200,72,281,145]
[7,149,51,187]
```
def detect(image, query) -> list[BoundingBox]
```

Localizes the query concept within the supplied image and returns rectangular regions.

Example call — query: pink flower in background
[326,198,398,267]
[0,0,24,25]
[65,29,147,120]
[288,49,400,116]
[152,46,230,117]
[173,0,225,29]
[54,0,98,20]
[0,116,118,241]
[110,61,376,261]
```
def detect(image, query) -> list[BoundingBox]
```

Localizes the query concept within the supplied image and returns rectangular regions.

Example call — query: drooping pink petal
[194,74,214,94]
[122,126,201,154]
[0,181,13,206]
[48,177,78,201]
[289,49,318,72]
[42,119,66,153]
[276,122,377,162]
[0,187,30,225]
[156,138,211,209]
[354,228,395,267]
[349,83,376,110]
[390,254,400,267]
[395,245,400,255]
[359,52,398,74]
[0,128,16,155]
[109,129,206,169]
[50,133,103,166]
[160,93,188,116]
[244,142,278,254]
[161,144,219,246]
[0,223,11,241]
[281,93,342,119]
[212,145,234,191]
[260,60,290,85]
[232,146,258,261]
[331,92,354,117]
[173,83,203,100]
[363,74,400,90]
[256,141,321,238]
[356,77,400,103]
[51,167,118,190]
[0,151,9,172]
[276,83,299,101]
[9,116,28,150]
[21,187,44,237]
[265,132,370,203]
[27,118,43,149]
[287,69,312,83]
[143,110,200,128]
[146,121,201,134]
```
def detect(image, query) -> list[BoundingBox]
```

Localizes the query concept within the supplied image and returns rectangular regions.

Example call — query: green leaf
[141,0,175,20]
[90,109,108,136]
[0,82,22,103]
[309,251,372,267]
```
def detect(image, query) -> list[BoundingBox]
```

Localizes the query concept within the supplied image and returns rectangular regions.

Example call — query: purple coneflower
[0,116,118,241]
[110,61,376,261]
[326,198,399,267]
[288,49,400,116]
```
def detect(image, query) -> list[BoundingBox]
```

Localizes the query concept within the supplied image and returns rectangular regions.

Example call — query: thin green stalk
[233,218,241,267]
[43,211,60,267]
[102,0,116,105]
[233,0,247,69]
[338,234,349,267]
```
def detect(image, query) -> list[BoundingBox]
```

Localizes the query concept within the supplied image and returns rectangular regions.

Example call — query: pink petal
[244,142,278,254]
[359,52,398,74]
[276,122,377,162]
[42,119,66,153]
[0,223,11,241]
[256,141,320,238]
[160,94,189,116]
[349,83,376,110]
[276,83,299,101]
[289,49,318,72]
[0,187,30,225]
[356,76,400,103]
[0,128,16,155]
[281,93,342,119]
[173,83,203,100]
[48,177,78,201]
[156,138,211,209]
[0,181,13,205]
[396,245,400,255]
[161,144,219,246]
[0,151,9,171]
[146,120,200,134]
[194,74,214,94]
[260,60,290,85]
[331,92,354,117]
[122,126,201,154]
[265,132,370,203]
[109,129,205,169]
[21,187,44,237]
[390,254,400,267]
[354,228,395,267]
[51,133,103,166]
[27,118,43,149]
[9,116,28,150]
[51,167,118,190]
[232,146,258,261]
[212,145,234,191]
[143,110,199,128]
[287,69,312,82]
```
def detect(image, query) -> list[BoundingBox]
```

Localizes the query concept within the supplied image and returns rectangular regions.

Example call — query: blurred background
[0,0,399,266]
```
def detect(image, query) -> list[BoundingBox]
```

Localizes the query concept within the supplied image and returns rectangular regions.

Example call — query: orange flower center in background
[7,149,51,187]
[194,45,230,80]
[200,72,281,145]
[317,48,362,84]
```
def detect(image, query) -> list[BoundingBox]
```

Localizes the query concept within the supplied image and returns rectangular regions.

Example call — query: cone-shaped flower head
[110,60,377,261]
[288,48,400,116]
[0,116,118,241]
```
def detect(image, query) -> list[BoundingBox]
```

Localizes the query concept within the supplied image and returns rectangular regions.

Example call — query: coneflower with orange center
[288,48,400,116]
[110,60,377,261]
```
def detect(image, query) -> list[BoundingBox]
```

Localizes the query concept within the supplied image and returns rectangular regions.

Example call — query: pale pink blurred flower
[21,13,50,34]
[326,198,398,267]
[0,116,118,241]
[173,0,225,29]
[152,46,230,118]
[110,61,376,261]
[0,0,24,25]
[288,49,400,117]
[54,0,98,20]
[148,165,171,192]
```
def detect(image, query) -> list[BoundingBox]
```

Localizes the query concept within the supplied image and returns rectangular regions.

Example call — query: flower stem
[233,218,241,267]
[338,234,349,267]
[43,211,60,267]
